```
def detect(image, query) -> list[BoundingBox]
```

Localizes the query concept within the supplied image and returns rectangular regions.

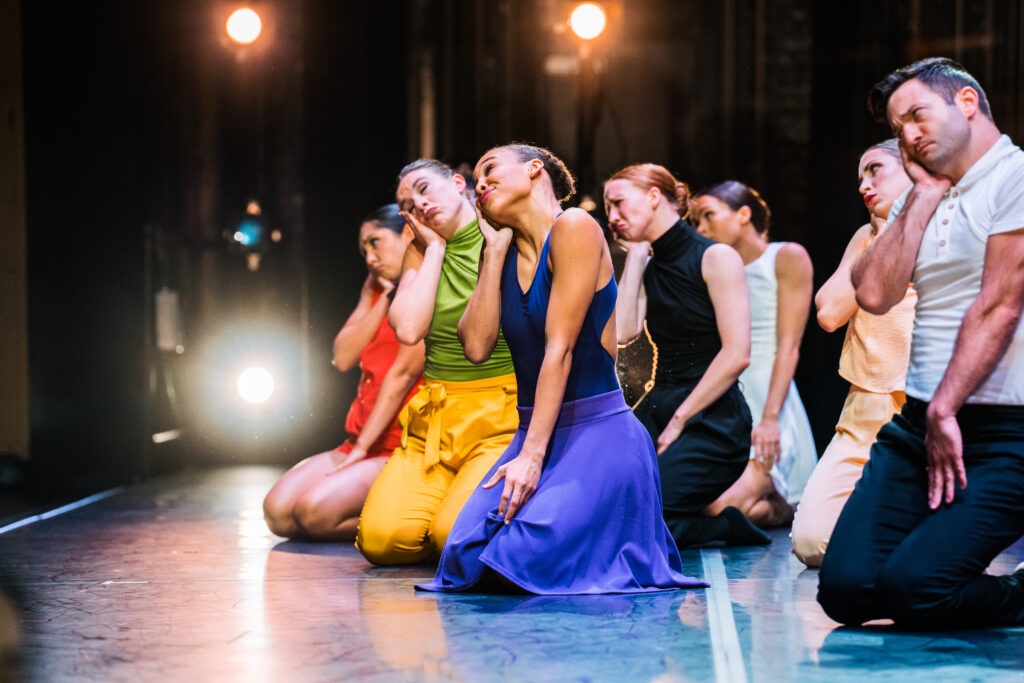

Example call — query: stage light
[570,3,606,40]
[238,367,274,403]
[226,200,268,249]
[195,326,302,450]
[232,218,265,247]
[226,8,262,45]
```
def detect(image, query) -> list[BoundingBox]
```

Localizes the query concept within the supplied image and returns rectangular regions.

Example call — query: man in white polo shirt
[818,57,1024,629]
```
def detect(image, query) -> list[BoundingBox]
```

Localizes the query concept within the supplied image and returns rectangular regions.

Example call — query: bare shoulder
[775,241,813,276]
[549,208,604,252]
[850,223,874,248]
[703,242,744,269]
[551,207,602,237]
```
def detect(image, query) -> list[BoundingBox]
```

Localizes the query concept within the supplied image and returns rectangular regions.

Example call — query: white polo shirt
[889,134,1024,405]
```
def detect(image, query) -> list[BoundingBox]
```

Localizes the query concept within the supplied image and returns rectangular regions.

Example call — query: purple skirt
[416,389,707,594]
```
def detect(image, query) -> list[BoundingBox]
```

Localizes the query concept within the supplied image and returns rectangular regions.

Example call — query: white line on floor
[0,487,124,535]
[701,549,748,683]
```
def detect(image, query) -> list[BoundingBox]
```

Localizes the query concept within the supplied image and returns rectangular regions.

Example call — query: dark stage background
[7,0,1024,506]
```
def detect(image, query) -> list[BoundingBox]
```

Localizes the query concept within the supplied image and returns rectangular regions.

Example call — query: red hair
[606,164,690,218]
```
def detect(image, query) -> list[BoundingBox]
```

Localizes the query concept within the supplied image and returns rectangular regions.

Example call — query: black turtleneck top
[643,219,723,384]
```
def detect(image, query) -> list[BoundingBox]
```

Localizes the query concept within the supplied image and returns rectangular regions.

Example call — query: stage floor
[1,466,1022,682]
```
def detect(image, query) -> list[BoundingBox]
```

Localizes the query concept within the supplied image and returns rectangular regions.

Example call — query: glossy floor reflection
[1,466,1022,681]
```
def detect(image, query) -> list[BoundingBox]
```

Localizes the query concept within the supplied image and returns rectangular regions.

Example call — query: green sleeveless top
[424,219,515,381]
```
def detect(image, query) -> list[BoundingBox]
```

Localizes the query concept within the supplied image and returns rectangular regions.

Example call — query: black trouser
[636,381,752,548]
[818,397,1024,628]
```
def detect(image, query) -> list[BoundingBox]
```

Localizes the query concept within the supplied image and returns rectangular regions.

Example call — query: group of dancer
[264,57,1024,628]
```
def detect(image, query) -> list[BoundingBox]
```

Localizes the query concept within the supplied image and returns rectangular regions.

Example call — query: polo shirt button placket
[938,188,956,256]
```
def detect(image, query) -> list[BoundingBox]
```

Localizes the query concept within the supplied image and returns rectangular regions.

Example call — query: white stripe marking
[702,549,748,683]
[0,487,124,535]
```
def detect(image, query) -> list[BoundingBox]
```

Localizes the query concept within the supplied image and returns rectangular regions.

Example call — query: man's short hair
[867,57,992,125]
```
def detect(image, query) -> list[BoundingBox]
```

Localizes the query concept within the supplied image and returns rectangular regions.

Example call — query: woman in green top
[356,159,518,565]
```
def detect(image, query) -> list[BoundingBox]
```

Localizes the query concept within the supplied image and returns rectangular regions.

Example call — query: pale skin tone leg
[262,338,420,541]
[705,464,794,528]
[263,449,388,540]
[264,450,346,538]
[293,456,388,541]
[264,217,422,540]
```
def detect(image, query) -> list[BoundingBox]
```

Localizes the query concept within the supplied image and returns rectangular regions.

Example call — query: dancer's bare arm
[458,215,513,363]
[615,241,649,344]
[656,243,751,454]
[926,227,1024,508]
[752,243,813,469]
[333,275,395,371]
[389,212,445,344]
[334,340,425,470]
[483,209,608,522]
[816,224,873,332]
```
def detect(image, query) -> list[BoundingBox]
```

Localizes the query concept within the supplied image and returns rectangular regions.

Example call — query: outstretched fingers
[481,464,507,490]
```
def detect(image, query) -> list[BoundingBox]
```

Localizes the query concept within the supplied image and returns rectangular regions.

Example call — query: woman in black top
[604,163,769,548]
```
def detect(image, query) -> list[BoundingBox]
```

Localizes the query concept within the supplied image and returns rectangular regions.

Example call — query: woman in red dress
[263,205,424,540]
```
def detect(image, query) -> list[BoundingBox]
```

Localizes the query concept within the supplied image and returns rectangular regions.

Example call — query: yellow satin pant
[356,373,518,565]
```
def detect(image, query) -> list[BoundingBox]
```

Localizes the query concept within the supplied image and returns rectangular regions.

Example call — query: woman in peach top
[790,139,915,567]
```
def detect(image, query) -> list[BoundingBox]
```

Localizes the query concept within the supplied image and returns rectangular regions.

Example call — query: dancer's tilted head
[603,163,689,243]
[358,204,413,284]
[396,159,476,239]
[857,139,911,223]
[868,57,993,178]
[473,144,575,226]
[691,180,771,244]
[868,57,991,125]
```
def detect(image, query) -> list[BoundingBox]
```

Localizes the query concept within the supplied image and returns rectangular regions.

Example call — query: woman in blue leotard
[416,144,703,595]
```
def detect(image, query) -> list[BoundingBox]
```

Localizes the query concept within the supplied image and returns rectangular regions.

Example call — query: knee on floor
[262,496,297,538]
[426,515,455,556]
[875,563,949,625]
[816,561,877,626]
[790,523,828,568]
[356,517,433,566]
[292,491,341,539]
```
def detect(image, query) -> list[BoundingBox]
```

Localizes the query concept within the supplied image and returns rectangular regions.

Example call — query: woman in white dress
[691,180,816,528]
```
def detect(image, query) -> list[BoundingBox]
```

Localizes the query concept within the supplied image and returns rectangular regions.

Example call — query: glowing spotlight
[232,218,265,247]
[226,8,262,45]
[570,3,606,40]
[238,367,274,403]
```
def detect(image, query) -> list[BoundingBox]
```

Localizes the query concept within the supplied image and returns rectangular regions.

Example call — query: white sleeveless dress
[737,242,817,503]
